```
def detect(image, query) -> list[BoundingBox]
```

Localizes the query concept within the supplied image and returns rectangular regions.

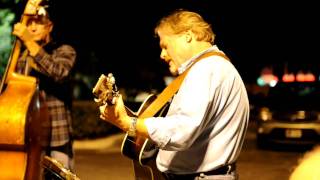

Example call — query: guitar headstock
[92,73,119,106]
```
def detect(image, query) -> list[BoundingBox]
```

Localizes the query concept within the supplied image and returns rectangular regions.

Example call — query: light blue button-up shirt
[145,45,250,174]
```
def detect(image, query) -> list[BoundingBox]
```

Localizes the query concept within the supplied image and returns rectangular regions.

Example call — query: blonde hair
[155,9,215,44]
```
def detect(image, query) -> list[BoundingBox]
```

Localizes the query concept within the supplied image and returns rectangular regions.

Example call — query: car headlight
[259,107,272,121]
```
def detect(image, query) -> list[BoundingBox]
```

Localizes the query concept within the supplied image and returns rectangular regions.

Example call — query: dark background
[9,0,320,96]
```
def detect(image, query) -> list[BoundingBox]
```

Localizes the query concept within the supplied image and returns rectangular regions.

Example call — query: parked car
[256,82,320,148]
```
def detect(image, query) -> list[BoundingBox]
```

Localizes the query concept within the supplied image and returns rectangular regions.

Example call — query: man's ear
[185,30,193,43]
[44,23,53,43]
[48,23,53,33]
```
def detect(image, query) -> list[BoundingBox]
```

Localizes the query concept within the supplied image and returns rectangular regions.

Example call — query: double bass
[0,0,51,179]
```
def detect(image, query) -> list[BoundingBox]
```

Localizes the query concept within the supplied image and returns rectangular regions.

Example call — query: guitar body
[121,94,169,180]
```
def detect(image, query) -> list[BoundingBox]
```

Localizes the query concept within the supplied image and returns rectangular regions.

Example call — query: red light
[305,72,316,82]
[296,72,305,82]
[282,74,295,82]
[296,72,316,82]
[262,74,278,83]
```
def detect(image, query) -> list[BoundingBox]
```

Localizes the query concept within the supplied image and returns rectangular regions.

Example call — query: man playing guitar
[97,9,250,180]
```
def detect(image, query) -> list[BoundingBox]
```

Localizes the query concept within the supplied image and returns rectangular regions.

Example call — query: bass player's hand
[12,23,35,42]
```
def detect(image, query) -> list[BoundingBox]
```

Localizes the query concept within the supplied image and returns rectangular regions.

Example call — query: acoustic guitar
[92,73,169,180]
[41,155,80,180]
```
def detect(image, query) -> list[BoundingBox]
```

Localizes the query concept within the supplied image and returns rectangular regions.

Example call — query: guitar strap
[139,50,230,118]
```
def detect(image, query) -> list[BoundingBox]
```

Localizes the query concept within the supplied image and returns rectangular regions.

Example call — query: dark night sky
[11,0,320,91]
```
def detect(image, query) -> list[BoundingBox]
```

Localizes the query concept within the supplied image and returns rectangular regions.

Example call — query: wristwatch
[128,117,137,137]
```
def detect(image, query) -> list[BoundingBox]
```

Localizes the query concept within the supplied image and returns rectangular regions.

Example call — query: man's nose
[29,22,37,31]
[160,51,169,62]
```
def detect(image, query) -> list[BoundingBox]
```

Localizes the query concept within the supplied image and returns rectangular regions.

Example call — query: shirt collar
[177,45,220,74]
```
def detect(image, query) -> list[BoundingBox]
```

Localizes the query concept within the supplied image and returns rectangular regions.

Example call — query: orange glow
[282,73,295,82]
[262,74,278,83]
[296,72,316,82]
[305,72,316,82]
[296,72,305,82]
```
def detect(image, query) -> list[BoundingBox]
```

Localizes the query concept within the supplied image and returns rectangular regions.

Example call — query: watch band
[128,117,137,137]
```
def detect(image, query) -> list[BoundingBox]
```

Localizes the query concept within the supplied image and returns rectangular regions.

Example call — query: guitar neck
[125,106,137,117]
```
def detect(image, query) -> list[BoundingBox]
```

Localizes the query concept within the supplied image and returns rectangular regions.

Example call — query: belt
[203,163,236,175]
[163,163,236,179]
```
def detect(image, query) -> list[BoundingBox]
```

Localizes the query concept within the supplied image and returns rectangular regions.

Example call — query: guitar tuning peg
[111,97,117,105]
[109,77,115,84]
[94,98,102,104]
[107,74,115,84]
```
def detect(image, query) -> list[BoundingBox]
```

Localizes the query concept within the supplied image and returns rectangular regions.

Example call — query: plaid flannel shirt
[17,44,76,147]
